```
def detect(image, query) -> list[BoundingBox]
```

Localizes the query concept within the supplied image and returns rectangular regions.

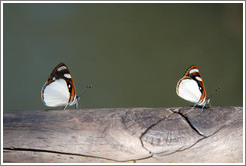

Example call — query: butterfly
[41,63,79,109]
[176,65,210,108]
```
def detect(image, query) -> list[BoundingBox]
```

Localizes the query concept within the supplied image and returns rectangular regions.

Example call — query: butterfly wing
[177,76,203,104]
[41,63,78,108]
[176,65,208,106]
[42,79,70,107]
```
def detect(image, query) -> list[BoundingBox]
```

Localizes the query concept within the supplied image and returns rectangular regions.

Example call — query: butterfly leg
[192,103,197,108]
[63,104,68,110]
[75,101,79,109]
[202,103,211,111]
[202,105,205,110]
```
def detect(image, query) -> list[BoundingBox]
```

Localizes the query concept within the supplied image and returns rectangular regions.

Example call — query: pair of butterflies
[41,63,209,109]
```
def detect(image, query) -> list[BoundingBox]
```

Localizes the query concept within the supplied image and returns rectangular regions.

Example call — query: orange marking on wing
[68,79,77,103]
[183,65,198,76]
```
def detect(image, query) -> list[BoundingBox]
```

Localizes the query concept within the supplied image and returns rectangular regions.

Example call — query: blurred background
[3,3,243,110]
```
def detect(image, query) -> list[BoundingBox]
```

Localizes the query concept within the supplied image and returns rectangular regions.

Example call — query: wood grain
[3,106,243,163]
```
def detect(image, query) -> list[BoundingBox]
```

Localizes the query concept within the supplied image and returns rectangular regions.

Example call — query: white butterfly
[41,63,79,109]
[176,65,210,108]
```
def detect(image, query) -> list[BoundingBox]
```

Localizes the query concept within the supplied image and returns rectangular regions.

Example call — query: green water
[3,3,243,110]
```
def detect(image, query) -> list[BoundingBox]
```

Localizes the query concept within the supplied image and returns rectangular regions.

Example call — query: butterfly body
[176,65,209,107]
[41,63,78,109]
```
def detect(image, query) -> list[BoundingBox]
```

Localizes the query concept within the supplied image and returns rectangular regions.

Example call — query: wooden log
[3,106,243,163]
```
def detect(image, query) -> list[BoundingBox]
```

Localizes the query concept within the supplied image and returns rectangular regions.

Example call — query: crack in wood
[139,111,174,154]
[176,111,205,137]
[138,108,217,157]
[3,147,153,163]
[153,126,224,157]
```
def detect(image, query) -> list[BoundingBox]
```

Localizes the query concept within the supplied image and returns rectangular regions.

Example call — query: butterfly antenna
[208,86,221,100]
[80,84,93,96]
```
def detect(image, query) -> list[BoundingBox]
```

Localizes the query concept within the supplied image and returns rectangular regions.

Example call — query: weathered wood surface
[3,106,243,163]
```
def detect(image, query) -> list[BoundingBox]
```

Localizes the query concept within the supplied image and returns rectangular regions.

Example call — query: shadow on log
[3,106,243,163]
